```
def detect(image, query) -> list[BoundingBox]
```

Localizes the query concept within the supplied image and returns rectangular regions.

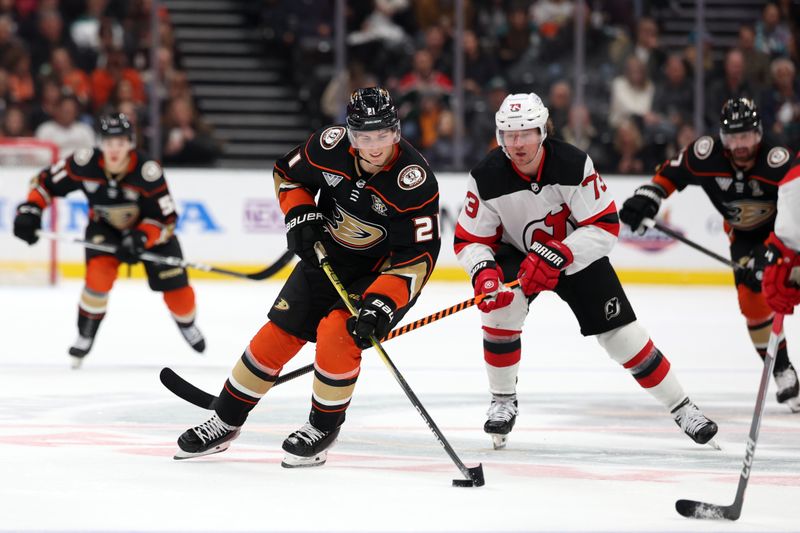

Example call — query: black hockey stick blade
[452,463,485,487]
[160,367,216,410]
[245,250,295,280]
[675,499,739,521]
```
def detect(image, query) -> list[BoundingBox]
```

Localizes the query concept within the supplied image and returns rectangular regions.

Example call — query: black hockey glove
[116,229,148,264]
[13,202,43,245]
[734,244,770,293]
[619,184,666,234]
[285,205,326,267]
[347,294,396,349]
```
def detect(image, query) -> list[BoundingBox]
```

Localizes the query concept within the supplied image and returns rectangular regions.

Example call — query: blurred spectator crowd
[260,0,800,174]
[0,0,218,165]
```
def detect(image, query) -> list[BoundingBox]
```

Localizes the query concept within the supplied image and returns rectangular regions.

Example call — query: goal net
[0,139,60,285]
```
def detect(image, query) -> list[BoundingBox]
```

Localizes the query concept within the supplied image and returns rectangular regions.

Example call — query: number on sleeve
[464,191,479,218]
[413,216,435,242]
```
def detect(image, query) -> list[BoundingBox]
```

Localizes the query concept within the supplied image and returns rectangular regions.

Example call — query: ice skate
[774,365,800,412]
[672,398,719,447]
[68,335,95,369]
[174,414,240,459]
[484,394,518,449]
[281,422,340,468]
[177,321,206,353]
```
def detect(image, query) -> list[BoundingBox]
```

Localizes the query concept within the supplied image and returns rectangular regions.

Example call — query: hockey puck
[452,478,475,487]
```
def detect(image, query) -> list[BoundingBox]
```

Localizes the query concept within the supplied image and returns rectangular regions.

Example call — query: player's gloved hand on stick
[472,262,514,312]
[285,205,326,267]
[347,293,396,349]
[518,240,573,296]
[619,184,666,234]
[116,229,148,264]
[735,244,769,293]
[763,233,800,314]
[13,202,43,245]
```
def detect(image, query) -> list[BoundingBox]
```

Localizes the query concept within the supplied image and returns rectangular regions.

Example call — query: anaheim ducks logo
[320,126,346,150]
[326,204,387,249]
[722,200,776,230]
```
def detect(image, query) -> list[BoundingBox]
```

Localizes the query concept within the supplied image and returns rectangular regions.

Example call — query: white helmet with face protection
[495,93,549,158]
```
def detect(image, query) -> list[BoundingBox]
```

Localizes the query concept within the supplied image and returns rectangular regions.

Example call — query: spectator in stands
[532,0,574,62]
[422,25,452,77]
[760,57,800,150]
[462,29,498,96]
[611,17,665,81]
[70,0,124,70]
[397,49,452,103]
[34,94,94,158]
[0,67,9,115]
[497,6,533,68]
[559,103,607,170]
[28,76,61,130]
[140,46,177,104]
[29,9,69,77]
[50,47,91,105]
[321,61,378,123]
[547,80,572,134]
[755,2,794,59]
[90,48,144,111]
[608,118,646,174]
[682,30,715,81]
[608,55,654,129]
[649,53,693,135]
[736,24,771,92]
[468,75,508,158]
[423,106,469,170]
[162,96,220,166]
[7,49,34,104]
[2,104,29,137]
[0,14,22,70]
[704,48,755,129]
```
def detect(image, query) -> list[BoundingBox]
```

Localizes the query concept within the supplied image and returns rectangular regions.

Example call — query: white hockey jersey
[454,139,619,278]
[775,152,800,251]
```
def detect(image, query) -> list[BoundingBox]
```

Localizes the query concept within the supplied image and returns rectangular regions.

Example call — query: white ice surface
[1,279,798,532]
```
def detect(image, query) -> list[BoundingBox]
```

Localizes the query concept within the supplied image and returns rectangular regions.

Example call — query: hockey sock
[748,316,790,373]
[77,287,108,337]
[216,322,305,426]
[309,310,362,431]
[482,326,521,395]
[598,322,686,410]
[163,286,196,325]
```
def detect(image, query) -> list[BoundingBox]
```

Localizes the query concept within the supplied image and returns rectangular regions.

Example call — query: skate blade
[490,434,508,450]
[173,441,233,460]
[70,356,84,370]
[281,450,328,468]
[706,438,722,451]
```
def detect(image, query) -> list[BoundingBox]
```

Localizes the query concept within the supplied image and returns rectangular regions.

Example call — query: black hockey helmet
[98,112,135,142]
[719,97,762,135]
[346,87,399,132]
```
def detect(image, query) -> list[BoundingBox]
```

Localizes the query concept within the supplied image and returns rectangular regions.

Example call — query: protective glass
[498,128,543,149]
[720,130,760,150]
[348,125,401,150]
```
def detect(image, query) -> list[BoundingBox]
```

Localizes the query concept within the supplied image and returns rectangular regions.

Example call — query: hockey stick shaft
[313,243,484,486]
[643,218,742,270]
[36,230,293,281]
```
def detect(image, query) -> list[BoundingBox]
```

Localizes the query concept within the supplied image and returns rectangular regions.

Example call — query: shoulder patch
[142,160,163,182]
[693,136,714,160]
[73,148,94,166]
[320,126,346,150]
[397,164,427,190]
[767,146,790,168]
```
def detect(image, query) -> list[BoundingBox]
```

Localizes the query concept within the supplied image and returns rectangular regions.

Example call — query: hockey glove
[472,262,514,312]
[734,244,769,293]
[518,240,573,296]
[347,293,396,349]
[619,184,665,234]
[763,233,800,314]
[285,205,326,267]
[13,202,43,245]
[116,229,148,264]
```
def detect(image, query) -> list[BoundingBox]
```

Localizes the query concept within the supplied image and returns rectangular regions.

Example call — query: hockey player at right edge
[454,93,718,449]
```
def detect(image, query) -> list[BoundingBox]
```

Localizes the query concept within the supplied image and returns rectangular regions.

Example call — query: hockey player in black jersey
[621,97,800,412]
[175,87,441,466]
[455,93,718,449]
[12,113,205,368]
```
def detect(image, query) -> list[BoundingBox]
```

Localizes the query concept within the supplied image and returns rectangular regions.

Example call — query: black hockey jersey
[273,125,440,308]
[653,135,794,240]
[26,147,177,247]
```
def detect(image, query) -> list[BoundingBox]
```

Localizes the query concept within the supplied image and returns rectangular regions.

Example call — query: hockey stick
[314,242,484,487]
[160,279,521,409]
[675,313,784,520]
[36,230,293,281]
[642,218,742,270]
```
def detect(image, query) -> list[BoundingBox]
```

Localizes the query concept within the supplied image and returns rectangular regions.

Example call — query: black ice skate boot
[774,364,800,412]
[174,414,240,459]
[484,393,518,450]
[176,319,206,353]
[281,422,340,468]
[671,397,719,446]
[68,313,103,369]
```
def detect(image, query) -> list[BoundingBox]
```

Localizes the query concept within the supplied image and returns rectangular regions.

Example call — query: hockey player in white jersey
[454,93,718,449]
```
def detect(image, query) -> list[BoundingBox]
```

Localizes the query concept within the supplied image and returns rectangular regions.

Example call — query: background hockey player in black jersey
[455,93,718,449]
[175,87,441,467]
[621,98,800,412]
[12,113,205,368]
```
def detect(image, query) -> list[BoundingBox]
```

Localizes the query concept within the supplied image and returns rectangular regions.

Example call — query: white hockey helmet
[495,93,549,156]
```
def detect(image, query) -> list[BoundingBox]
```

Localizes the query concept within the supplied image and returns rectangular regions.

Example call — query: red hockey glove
[763,233,800,315]
[472,262,514,312]
[518,240,573,296]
